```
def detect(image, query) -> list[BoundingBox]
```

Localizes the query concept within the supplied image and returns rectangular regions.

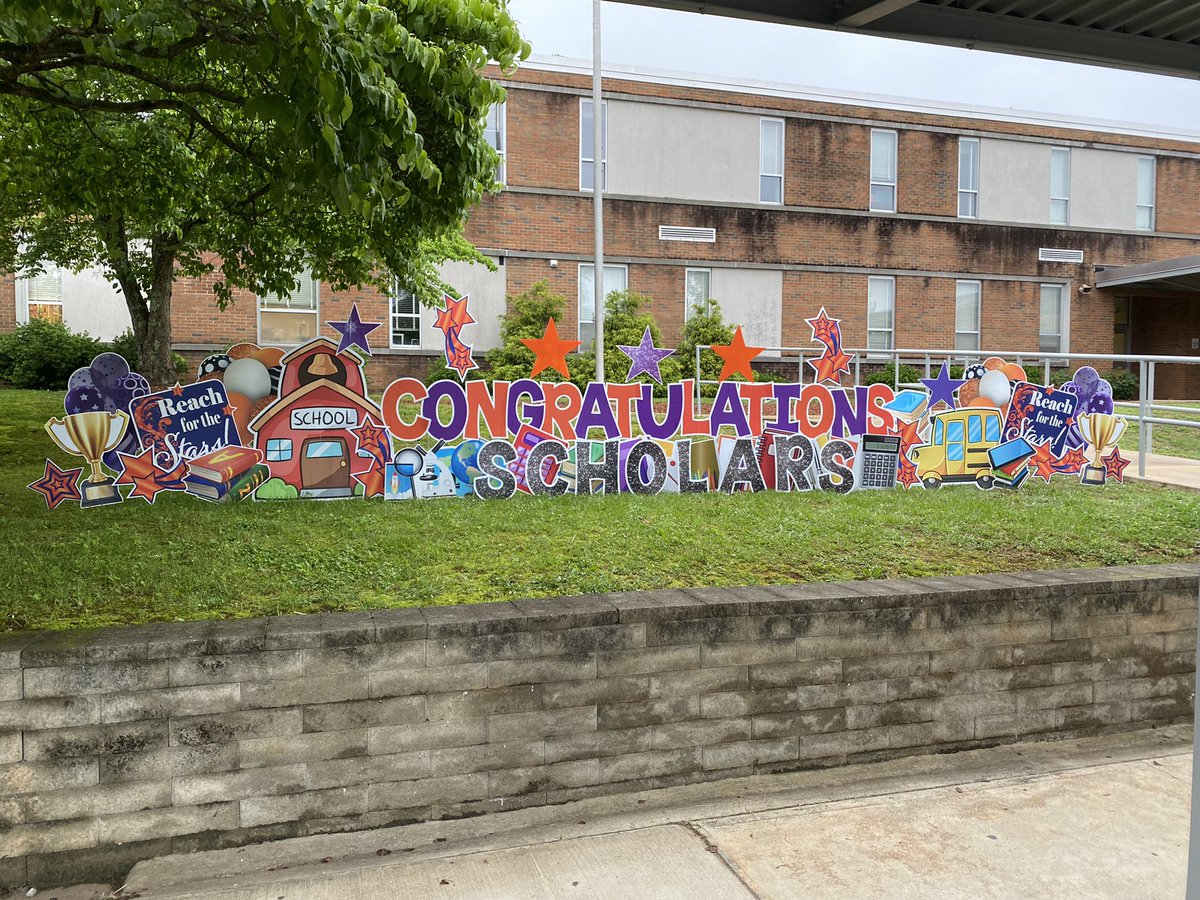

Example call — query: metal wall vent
[659,225,717,243]
[1039,248,1084,264]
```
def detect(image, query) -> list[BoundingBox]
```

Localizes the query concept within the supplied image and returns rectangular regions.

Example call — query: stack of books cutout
[184,447,268,502]
[988,437,1035,490]
[883,390,929,425]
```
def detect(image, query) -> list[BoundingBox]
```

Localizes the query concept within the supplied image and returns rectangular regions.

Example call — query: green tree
[678,299,736,388]
[0,0,528,383]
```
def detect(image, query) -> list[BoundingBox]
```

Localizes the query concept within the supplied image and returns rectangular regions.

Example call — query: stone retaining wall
[1,565,1197,888]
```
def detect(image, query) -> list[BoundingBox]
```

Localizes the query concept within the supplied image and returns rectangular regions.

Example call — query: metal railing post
[1138,359,1148,478]
[1146,361,1156,456]
[694,344,702,417]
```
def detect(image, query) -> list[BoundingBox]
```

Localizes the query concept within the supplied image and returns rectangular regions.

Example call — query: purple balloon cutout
[63,353,148,472]
[1062,366,1114,449]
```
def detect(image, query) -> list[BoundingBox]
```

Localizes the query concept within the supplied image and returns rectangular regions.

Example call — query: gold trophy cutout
[44,410,129,507]
[1077,412,1126,486]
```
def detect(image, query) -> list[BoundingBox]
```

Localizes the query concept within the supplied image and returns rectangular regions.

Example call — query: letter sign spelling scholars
[31,300,1131,509]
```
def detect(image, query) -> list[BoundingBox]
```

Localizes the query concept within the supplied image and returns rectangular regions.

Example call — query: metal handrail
[692,344,1200,478]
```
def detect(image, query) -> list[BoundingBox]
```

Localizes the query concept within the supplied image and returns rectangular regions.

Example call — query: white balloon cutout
[978,369,1012,405]
[223,357,273,401]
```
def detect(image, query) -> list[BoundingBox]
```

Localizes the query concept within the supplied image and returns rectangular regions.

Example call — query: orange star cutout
[1028,441,1057,483]
[711,326,764,382]
[115,447,177,504]
[810,348,853,384]
[521,318,580,378]
[435,295,475,332]
[889,420,923,454]
[896,455,919,489]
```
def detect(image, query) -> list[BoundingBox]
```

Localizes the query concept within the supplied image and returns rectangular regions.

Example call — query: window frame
[1136,155,1156,231]
[484,101,507,186]
[954,279,981,352]
[957,137,980,219]
[867,275,896,352]
[869,129,898,214]
[19,266,64,324]
[257,270,319,346]
[579,98,607,192]
[684,267,712,321]
[759,117,785,205]
[1050,147,1071,225]
[265,439,293,462]
[389,283,423,349]
[1038,283,1070,354]
[578,262,628,350]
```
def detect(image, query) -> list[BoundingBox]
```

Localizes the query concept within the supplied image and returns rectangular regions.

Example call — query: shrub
[107,329,189,380]
[677,301,735,389]
[863,363,923,388]
[0,318,102,389]
[1105,369,1139,401]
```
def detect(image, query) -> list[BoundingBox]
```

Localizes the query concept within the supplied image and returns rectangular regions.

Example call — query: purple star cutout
[28,459,83,510]
[327,303,381,356]
[618,326,676,384]
[921,362,967,410]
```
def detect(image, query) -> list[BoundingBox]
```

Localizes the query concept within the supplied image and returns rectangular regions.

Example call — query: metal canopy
[610,1,1200,79]
[1095,256,1200,292]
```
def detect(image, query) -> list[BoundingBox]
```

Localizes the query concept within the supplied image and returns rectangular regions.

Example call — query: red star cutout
[521,318,581,378]
[434,295,475,332]
[352,416,389,451]
[1053,446,1088,475]
[805,308,839,347]
[810,348,853,384]
[896,455,919,489]
[889,421,924,454]
[115,447,178,503]
[28,459,83,509]
[1102,448,1130,482]
[171,382,184,396]
[1028,441,1058,483]
[449,344,477,379]
[223,404,236,417]
[711,326,764,381]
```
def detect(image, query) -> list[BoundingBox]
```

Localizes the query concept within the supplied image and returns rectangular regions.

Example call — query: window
[484,102,506,186]
[1050,148,1070,225]
[870,129,897,213]
[580,99,607,191]
[1039,284,1067,353]
[259,270,318,345]
[265,439,292,462]
[1136,156,1156,230]
[867,276,895,351]
[958,138,979,218]
[760,118,784,204]
[578,263,627,351]
[685,268,711,319]
[955,280,981,352]
[390,286,421,347]
[23,266,64,323]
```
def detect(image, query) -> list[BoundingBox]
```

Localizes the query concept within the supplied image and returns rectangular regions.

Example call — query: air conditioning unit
[659,225,717,243]
[1039,248,1084,264]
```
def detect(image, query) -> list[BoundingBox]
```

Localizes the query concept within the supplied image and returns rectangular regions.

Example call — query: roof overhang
[611,1,1200,80]
[1095,255,1200,292]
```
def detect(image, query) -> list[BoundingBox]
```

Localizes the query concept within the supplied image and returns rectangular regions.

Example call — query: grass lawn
[1118,400,1200,460]
[2,388,1198,633]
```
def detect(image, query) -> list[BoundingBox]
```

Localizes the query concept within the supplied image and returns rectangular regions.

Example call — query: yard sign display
[30,299,1132,509]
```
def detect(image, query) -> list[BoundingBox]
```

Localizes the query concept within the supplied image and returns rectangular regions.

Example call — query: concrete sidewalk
[1128,452,1200,492]
[112,726,1192,900]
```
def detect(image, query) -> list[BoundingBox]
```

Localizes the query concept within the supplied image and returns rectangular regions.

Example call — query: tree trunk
[138,242,178,388]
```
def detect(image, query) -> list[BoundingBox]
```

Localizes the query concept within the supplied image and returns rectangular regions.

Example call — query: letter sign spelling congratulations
[31,305,1131,509]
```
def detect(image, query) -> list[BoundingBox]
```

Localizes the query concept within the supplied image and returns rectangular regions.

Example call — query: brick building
[5,58,1200,396]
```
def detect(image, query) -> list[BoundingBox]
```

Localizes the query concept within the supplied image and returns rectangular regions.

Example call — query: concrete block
[101,683,241,724]
[422,602,527,638]
[649,666,748,699]
[1132,695,1194,720]
[843,651,930,682]
[1,758,98,796]
[302,696,425,732]
[598,747,702,782]
[701,688,799,719]
[841,607,927,634]
[702,737,797,770]
[488,707,596,742]
[0,631,45,669]
[886,719,974,749]
[886,672,974,701]
[0,696,100,731]
[23,720,166,761]
[239,729,367,769]
[928,599,1012,629]
[1164,630,1197,653]
[599,696,699,729]
[306,750,430,790]
[24,780,172,823]
[0,732,20,765]
[652,717,752,750]
[973,664,1055,693]
[535,624,646,659]
[1061,700,1132,729]
[0,671,20,702]
[1161,589,1200,611]
[425,685,541,720]
[425,631,540,667]
[263,615,324,651]
[240,674,368,710]
[1090,591,1160,616]
[369,608,430,643]
[369,663,489,698]
[1016,683,1094,711]
[100,744,236,784]
[699,640,795,668]
[974,709,1060,740]
[1051,616,1128,641]
[748,659,842,689]
[1010,639,1090,667]
[796,728,889,762]
[368,773,488,810]
[174,763,306,805]
[318,612,376,648]
[930,646,1013,674]
[1128,608,1198,635]
[1090,633,1164,661]
[597,645,700,676]
[845,699,932,730]
[168,650,303,686]
[241,786,367,828]
[752,708,845,740]
[303,640,426,675]
[488,656,596,688]
[430,739,544,776]
[171,708,303,746]
[541,675,650,709]
[99,801,239,843]
[932,692,1019,721]
[488,759,600,797]
[544,726,653,763]
[23,660,169,698]
[368,719,487,755]
[2,818,97,858]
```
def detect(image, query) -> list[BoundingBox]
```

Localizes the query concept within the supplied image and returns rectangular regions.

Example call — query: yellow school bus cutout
[911,408,1003,489]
